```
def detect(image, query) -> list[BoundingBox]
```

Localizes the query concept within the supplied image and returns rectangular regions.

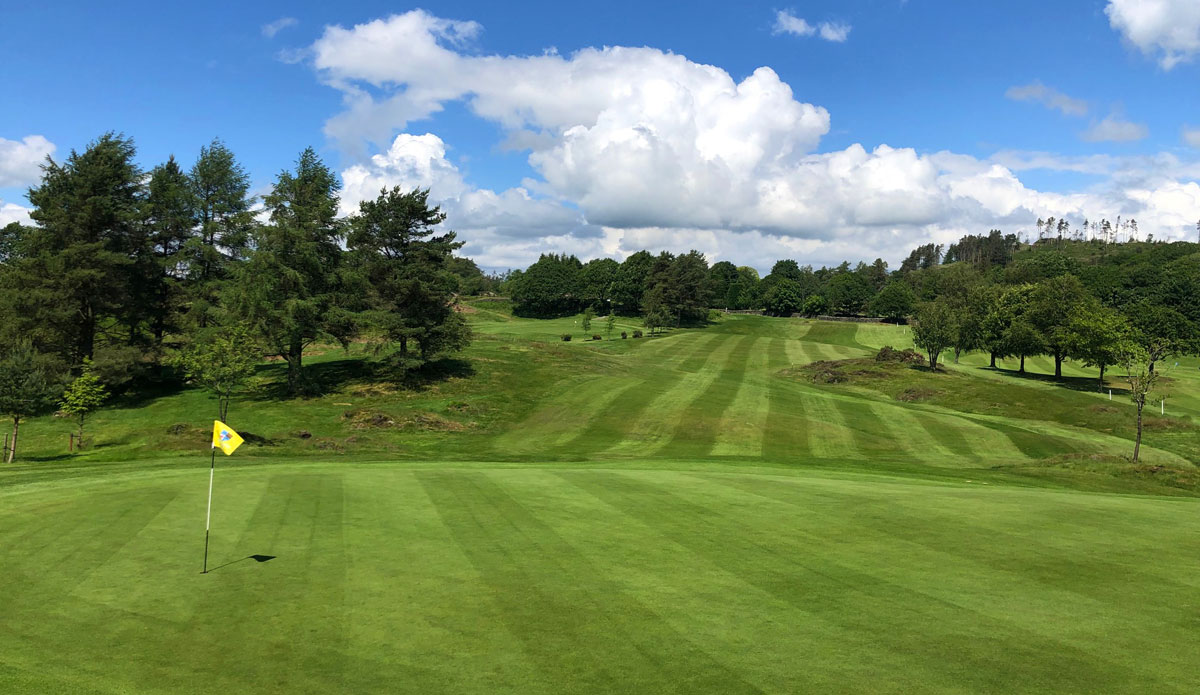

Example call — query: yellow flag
[212,420,244,456]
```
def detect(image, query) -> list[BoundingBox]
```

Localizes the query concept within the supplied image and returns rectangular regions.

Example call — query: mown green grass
[5,462,1200,693]
[3,308,1200,692]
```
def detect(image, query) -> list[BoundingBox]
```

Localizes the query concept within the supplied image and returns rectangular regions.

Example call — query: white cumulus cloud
[772,11,851,42]
[0,135,55,188]
[1182,126,1200,148]
[306,10,1200,271]
[0,201,33,227]
[1106,0,1200,69]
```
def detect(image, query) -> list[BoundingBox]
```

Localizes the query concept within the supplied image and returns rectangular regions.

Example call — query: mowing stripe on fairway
[763,338,811,461]
[418,469,765,693]
[793,389,858,460]
[549,332,728,456]
[692,472,1197,690]
[566,470,1139,693]
[711,337,773,458]
[606,335,742,456]
[663,335,759,458]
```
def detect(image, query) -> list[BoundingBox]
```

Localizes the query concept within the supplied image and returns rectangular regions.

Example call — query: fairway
[3,313,1199,693]
[4,462,1200,694]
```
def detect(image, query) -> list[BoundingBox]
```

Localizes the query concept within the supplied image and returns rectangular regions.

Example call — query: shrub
[632,329,643,338]
[592,335,602,341]
[875,345,926,365]
[560,334,572,342]
[621,331,628,339]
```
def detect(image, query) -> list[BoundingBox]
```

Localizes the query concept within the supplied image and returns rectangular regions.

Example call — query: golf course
[3,307,1199,694]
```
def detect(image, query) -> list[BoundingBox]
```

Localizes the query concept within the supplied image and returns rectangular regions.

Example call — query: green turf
[3,309,1200,692]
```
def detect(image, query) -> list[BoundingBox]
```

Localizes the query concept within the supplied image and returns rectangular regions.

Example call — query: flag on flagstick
[204,420,243,573]
[212,420,244,456]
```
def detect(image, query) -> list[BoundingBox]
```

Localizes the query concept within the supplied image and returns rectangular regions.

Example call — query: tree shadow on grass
[979,365,1129,396]
[249,355,476,400]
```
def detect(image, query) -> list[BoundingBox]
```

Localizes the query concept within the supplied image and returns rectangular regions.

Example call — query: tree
[726,266,763,310]
[982,284,1035,369]
[948,284,991,363]
[825,272,874,315]
[1062,302,1136,386]
[708,261,740,307]
[60,359,108,448]
[869,281,915,323]
[802,294,828,317]
[1125,303,1198,374]
[605,313,615,337]
[1,133,143,364]
[912,301,955,370]
[762,279,805,316]
[185,139,254,329]
[1123,352,1157,464]
[666,250,712,323]
[142,156,197,344]
[0,342,61,462]
[609,251,654,315]
[579,257,619,312]
[1003,318,1045,374]
[346,187,470,364]
[581,306,594,333]
[171,325,260,421]
[510,253,582,317]
[235,148,353,395]
[1030,274,1090,378]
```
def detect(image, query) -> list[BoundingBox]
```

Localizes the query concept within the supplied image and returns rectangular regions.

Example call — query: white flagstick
[203,444,216,573]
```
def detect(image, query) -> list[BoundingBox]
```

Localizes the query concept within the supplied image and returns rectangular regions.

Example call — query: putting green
[4,461,1200,693]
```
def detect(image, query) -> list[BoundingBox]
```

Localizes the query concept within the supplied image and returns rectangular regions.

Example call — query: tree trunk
[399,336,408,355]
[1098,363,1106,387]
[286,338,304,395]
[929,351,938,371]
[1054,352,1062,379]
[989,352,997,368]
[1132,400,1144,463]
[7,417,17,464]
[1019,355,1025,374]
[953,347,961,364]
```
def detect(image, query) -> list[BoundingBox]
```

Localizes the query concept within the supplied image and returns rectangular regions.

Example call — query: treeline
[903,238,1200,374]
[0,132,487,458]
[505,250,895,322]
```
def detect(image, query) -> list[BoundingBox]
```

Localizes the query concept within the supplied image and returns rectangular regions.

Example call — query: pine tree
[185,139,254,330]
[1,133,144,363]
[235,148,352,395]
[143,156,197,344]
[346,187,469,364]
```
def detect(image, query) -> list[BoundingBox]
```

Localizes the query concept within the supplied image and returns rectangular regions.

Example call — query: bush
[560,334,572,342]
[621,331,628,339]
[592,335,602,341]
[875,345,926,365]
[802,294,829,318]
[632,329,643,338]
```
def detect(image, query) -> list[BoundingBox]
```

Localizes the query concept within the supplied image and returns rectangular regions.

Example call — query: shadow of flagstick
[203,554,277,574]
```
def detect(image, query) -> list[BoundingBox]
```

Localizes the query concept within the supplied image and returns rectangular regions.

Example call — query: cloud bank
[305,10,1200,270]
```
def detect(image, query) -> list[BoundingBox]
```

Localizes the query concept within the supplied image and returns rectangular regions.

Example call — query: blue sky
[2,1,1198,271]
